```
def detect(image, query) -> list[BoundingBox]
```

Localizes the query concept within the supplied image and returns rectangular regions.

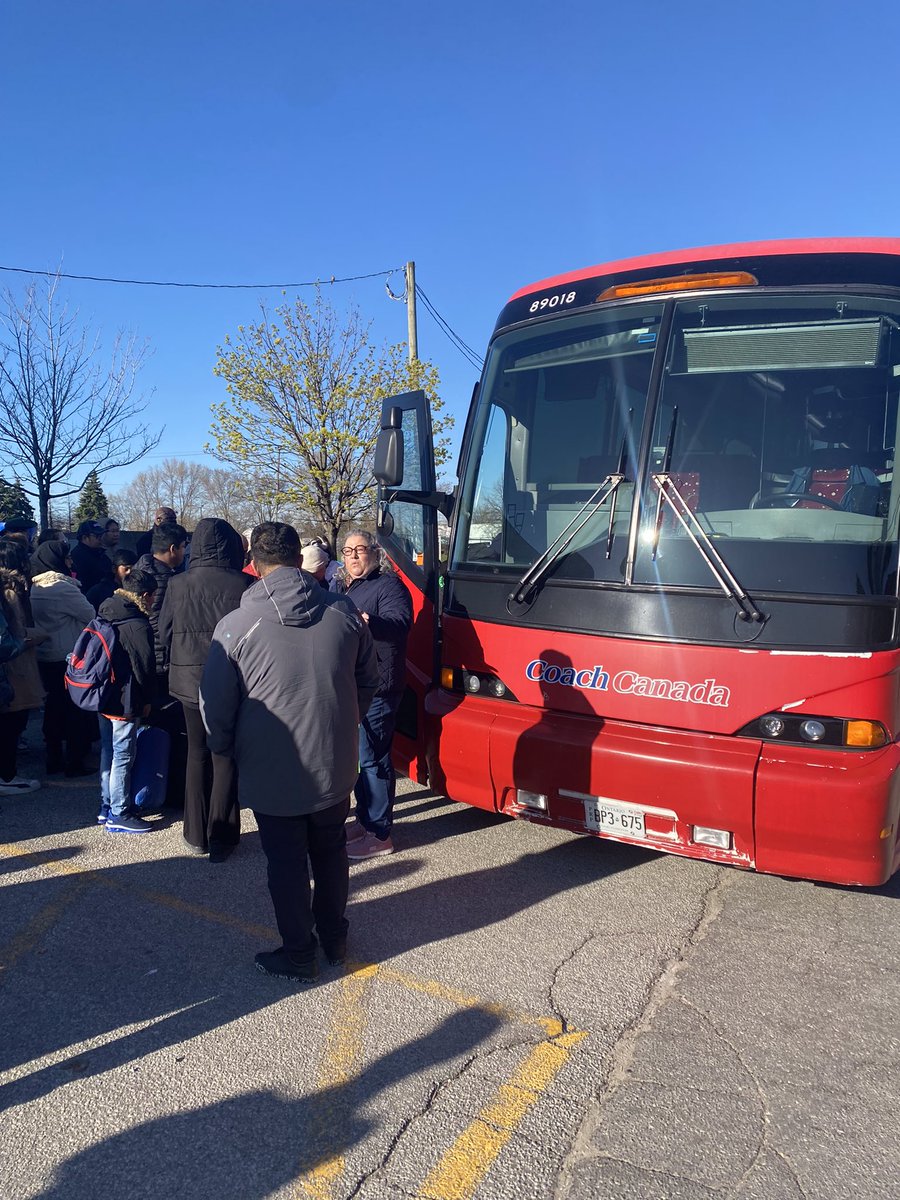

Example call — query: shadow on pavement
[36,1006,502,1200]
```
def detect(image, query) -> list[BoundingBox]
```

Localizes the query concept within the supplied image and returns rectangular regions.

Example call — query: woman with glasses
[336,530,412,860]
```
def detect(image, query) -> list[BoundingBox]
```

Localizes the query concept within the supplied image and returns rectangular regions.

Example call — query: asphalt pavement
[1,716,898,1199]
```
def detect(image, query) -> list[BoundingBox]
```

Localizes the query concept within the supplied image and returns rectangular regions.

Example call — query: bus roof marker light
[596,271,758,302]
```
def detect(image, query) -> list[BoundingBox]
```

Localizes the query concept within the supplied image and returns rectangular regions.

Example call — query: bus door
[374,390,441,783]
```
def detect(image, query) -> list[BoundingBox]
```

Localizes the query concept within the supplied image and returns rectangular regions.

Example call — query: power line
[0,263,403,290]
[415,283,484,371]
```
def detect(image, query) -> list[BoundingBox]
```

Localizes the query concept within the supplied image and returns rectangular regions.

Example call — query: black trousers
[182,702,240,852]
[38,660,95,769]
[254,799,350,963]
[0,710,29,781]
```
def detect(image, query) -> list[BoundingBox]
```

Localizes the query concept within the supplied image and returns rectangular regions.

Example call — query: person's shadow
[35,1006,502,1200]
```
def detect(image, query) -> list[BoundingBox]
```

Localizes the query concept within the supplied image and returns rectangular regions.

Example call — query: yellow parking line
[376,964,563,1036]
[418,1031,587,1200]
[0,877,86,973]
[2,840,588,1200]
[0,843,274,941]
[297,963,380,1199]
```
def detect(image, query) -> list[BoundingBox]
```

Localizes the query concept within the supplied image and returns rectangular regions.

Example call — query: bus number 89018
[529,291,577,313]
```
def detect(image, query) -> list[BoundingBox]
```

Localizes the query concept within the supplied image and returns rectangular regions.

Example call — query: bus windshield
[452,291,900,599]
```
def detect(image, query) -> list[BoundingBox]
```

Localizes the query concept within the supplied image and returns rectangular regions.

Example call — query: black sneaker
[208,844,235,864]
[254,948,318,984]
[321,941,347,967]
[105,814,153,834]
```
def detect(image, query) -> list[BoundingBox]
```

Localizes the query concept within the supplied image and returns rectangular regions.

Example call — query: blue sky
[2,0,899,501]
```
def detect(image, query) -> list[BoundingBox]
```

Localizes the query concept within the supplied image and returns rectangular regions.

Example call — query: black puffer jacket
[158,518,252,706]
[134,552,176,673]
[97,591,157,718]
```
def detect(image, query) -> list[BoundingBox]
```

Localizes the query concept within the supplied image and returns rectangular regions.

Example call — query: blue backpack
[65,617,129,712]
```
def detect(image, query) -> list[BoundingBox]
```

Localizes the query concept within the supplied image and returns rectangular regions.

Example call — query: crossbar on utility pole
[405,261,418,364]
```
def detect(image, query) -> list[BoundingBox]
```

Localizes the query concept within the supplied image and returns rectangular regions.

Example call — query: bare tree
[0,277,160,529]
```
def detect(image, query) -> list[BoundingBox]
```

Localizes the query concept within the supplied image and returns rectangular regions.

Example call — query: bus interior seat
[786,450,884,514]
[668,453,760,512]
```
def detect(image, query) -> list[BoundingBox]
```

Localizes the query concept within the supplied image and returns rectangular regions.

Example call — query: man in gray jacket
[200,522,379,983]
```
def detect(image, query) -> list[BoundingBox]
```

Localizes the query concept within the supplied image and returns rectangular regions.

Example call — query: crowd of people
[0,510,413,981]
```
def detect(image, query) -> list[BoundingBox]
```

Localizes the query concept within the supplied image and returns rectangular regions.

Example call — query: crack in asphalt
[552,866,730,1199]
[344,1032,542,1199]
[547,930,596,1035]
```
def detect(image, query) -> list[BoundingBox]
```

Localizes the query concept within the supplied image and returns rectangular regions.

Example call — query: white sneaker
[0,776,41,794]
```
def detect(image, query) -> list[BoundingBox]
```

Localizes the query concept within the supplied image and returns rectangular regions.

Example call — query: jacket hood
[31,570,81,590]
[240,565,324,628]
[0,566,27,596]
[189,518,244,571]
[99,592,146,624]
[31,540,71,576]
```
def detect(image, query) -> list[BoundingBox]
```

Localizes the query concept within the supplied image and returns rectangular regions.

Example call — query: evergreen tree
[0,478,35,523]
[72,469,109,524]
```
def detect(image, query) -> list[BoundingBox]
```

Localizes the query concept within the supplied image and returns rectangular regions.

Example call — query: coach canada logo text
[525,659,730,707]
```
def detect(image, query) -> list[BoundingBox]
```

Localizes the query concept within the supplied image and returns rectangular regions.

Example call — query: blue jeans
[99,715,139,818]
[354,695,399,840]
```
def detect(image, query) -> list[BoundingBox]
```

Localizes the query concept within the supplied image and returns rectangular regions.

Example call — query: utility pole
[405,260,418,363]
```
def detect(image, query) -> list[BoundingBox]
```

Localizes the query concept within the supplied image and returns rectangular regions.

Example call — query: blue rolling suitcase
[130,726,170,814]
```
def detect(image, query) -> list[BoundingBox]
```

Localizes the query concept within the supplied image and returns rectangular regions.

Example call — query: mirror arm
[385,488,455,522]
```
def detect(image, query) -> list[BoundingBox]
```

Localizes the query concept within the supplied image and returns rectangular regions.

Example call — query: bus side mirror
[373,406,404,487]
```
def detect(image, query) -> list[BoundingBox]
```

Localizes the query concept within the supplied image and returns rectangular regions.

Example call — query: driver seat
[786,456,881,514]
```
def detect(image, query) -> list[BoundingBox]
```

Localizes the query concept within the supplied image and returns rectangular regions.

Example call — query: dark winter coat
[158,518,252,707]
[0,569,44,712]
[86,577,116,613]
[134,552,176,673]
[199,565,379,817]
[70,542,111,596]
[342,567,413,700]
[97,591,157,718]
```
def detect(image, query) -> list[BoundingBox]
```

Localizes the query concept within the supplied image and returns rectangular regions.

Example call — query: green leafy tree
[0,478,35,523]
[72,469,109,524]
[209,291,452,550]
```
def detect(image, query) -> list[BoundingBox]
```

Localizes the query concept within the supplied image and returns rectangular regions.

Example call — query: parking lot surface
[1,728,898,1199]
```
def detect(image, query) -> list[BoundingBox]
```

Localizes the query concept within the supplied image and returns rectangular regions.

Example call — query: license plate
[584,799,646,839]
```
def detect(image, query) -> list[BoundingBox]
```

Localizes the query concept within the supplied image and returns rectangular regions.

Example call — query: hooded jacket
[0,568,44,712]
[134,552,177,673]
[97,591,157,718]
[29,541,95,663]
[158,518,252,706]
[200,565,379,817]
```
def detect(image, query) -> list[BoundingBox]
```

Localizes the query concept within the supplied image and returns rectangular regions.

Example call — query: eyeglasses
[341,546,371,557]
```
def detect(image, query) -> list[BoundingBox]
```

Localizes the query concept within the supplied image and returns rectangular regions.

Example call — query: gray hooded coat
[199,565,379,817]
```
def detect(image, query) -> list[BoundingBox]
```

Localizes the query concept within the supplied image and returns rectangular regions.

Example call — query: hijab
[30,539,71,577]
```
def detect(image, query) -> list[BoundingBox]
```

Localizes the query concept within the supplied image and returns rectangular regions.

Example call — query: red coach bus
[374,239,900,886]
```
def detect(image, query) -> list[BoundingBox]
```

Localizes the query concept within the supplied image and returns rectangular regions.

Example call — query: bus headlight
[440,666,519,703]
[739,713,889,750]
[799,720,826,742]
[760,716,785,738]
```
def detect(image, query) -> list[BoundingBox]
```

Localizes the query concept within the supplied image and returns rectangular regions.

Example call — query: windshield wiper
[650,408,764,624]
[508,428,629,607]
